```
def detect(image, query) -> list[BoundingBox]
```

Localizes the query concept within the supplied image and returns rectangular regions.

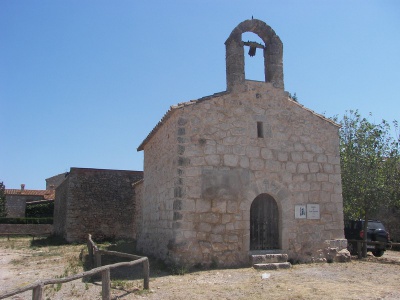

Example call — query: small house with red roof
[5,184,55,217]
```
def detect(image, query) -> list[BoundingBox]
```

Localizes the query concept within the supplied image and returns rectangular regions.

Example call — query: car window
[368,222,385,230]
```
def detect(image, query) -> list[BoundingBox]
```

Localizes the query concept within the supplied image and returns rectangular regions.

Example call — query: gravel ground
[0,237,399,300]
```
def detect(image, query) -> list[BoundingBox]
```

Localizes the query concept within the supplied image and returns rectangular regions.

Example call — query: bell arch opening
[242,32,265,81]
[225,19,284,91]
[250,193,280,250]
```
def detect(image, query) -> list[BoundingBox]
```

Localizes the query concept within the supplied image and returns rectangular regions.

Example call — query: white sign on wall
[295,205,307,219]
[307,204,320,219]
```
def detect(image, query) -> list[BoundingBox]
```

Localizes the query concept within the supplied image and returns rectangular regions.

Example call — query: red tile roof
[5,189,55,200]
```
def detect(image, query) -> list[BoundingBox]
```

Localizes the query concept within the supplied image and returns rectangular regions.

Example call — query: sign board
[307,204,320,219]
[295,205,307,219]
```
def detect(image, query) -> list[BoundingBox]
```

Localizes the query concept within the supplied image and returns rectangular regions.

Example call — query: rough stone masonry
[135,19,347,268]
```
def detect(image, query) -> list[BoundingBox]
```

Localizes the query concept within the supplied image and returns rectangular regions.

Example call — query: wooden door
[250,194,279,250]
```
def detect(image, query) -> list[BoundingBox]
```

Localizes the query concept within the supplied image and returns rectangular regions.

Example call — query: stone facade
[46,172,68,190]
[5,173,65,218]
[225,19,284,90]
[5,194,43,217]
[53,177,69,237]
[53,167,143,242]
[0,224,53,236]
[136,19,346,267]
[5,185,54,218]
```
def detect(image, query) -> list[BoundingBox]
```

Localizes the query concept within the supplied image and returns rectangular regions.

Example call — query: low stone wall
[0,224,54,236]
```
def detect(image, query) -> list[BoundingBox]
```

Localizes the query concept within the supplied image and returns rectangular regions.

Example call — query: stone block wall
[133,180,143,240]
[0,224,53,235]
[53,177,69,236]
[225,19,284,90]
[46,172,68,190]
[54,168,143,242]
[136,113,179,261]
[139,81,345,267]
[5,195,44,218]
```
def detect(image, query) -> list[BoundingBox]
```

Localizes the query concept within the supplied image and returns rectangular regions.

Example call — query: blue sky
[1,1,399,189]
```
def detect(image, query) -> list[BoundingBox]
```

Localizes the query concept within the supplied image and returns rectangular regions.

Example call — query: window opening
[257,122,264,138]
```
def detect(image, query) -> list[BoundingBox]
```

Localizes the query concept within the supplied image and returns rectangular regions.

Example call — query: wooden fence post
[32,283,43,300]
[101,269,111,300]
[0,255,151,300]
[143,258,150,290]
[87,239,93,268]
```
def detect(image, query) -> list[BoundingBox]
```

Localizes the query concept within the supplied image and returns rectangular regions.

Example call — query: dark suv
[344,220,391,257]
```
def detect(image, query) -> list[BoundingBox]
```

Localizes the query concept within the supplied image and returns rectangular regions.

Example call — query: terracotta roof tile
[5,189,55,200]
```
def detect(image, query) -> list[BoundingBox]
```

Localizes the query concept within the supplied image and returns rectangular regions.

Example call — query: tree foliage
[338,111,400,255]
[0,181,6,217]
[339,111,400,219]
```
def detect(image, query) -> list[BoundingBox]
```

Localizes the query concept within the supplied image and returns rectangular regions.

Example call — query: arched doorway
[250,194,279,250]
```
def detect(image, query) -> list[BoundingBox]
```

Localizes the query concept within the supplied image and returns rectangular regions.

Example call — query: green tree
[339,111,400,256]
[0,181,6,217]
[383,120,400,206]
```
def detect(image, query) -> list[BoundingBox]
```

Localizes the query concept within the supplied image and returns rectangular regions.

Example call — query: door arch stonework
[250,193,279,250]
[243,178,289,252]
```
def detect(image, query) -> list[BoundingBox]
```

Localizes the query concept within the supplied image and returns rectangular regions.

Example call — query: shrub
[0,217,53,224]
[26,202,54,218]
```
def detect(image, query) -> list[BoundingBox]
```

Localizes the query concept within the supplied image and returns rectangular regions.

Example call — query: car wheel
[372,249,385,257]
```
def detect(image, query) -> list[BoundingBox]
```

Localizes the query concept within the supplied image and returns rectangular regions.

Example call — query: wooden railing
[0,234,149,300]
[86,234,149,289]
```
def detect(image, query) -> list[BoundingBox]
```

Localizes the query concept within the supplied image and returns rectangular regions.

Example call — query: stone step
[253,262,292,270]
[250,253,289,264]
[249,249,286,255]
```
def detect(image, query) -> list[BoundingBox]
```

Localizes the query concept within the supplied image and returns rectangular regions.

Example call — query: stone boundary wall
[0,224,53,235]
[133,180,143,241]
[53,177,69,238]
[55,168,143,242]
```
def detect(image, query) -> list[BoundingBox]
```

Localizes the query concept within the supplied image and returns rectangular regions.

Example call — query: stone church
[134,19,347,267]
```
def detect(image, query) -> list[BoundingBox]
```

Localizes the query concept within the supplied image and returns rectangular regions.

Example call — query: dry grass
[1,236,400,299]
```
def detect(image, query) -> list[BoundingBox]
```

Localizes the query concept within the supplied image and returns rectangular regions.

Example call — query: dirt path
[1,237,400,299]
[145,257,400,300]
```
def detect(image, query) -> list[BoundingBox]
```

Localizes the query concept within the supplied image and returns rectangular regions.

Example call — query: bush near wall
[26,202,54,218]
[0,217,53,224]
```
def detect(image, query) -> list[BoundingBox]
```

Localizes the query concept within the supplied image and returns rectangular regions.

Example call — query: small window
[257,122,264,138]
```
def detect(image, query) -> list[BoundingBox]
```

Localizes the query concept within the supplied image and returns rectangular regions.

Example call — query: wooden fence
[0,234,149,300]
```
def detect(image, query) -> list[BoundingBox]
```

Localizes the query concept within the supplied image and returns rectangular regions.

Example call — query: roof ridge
[137,91,228,151]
